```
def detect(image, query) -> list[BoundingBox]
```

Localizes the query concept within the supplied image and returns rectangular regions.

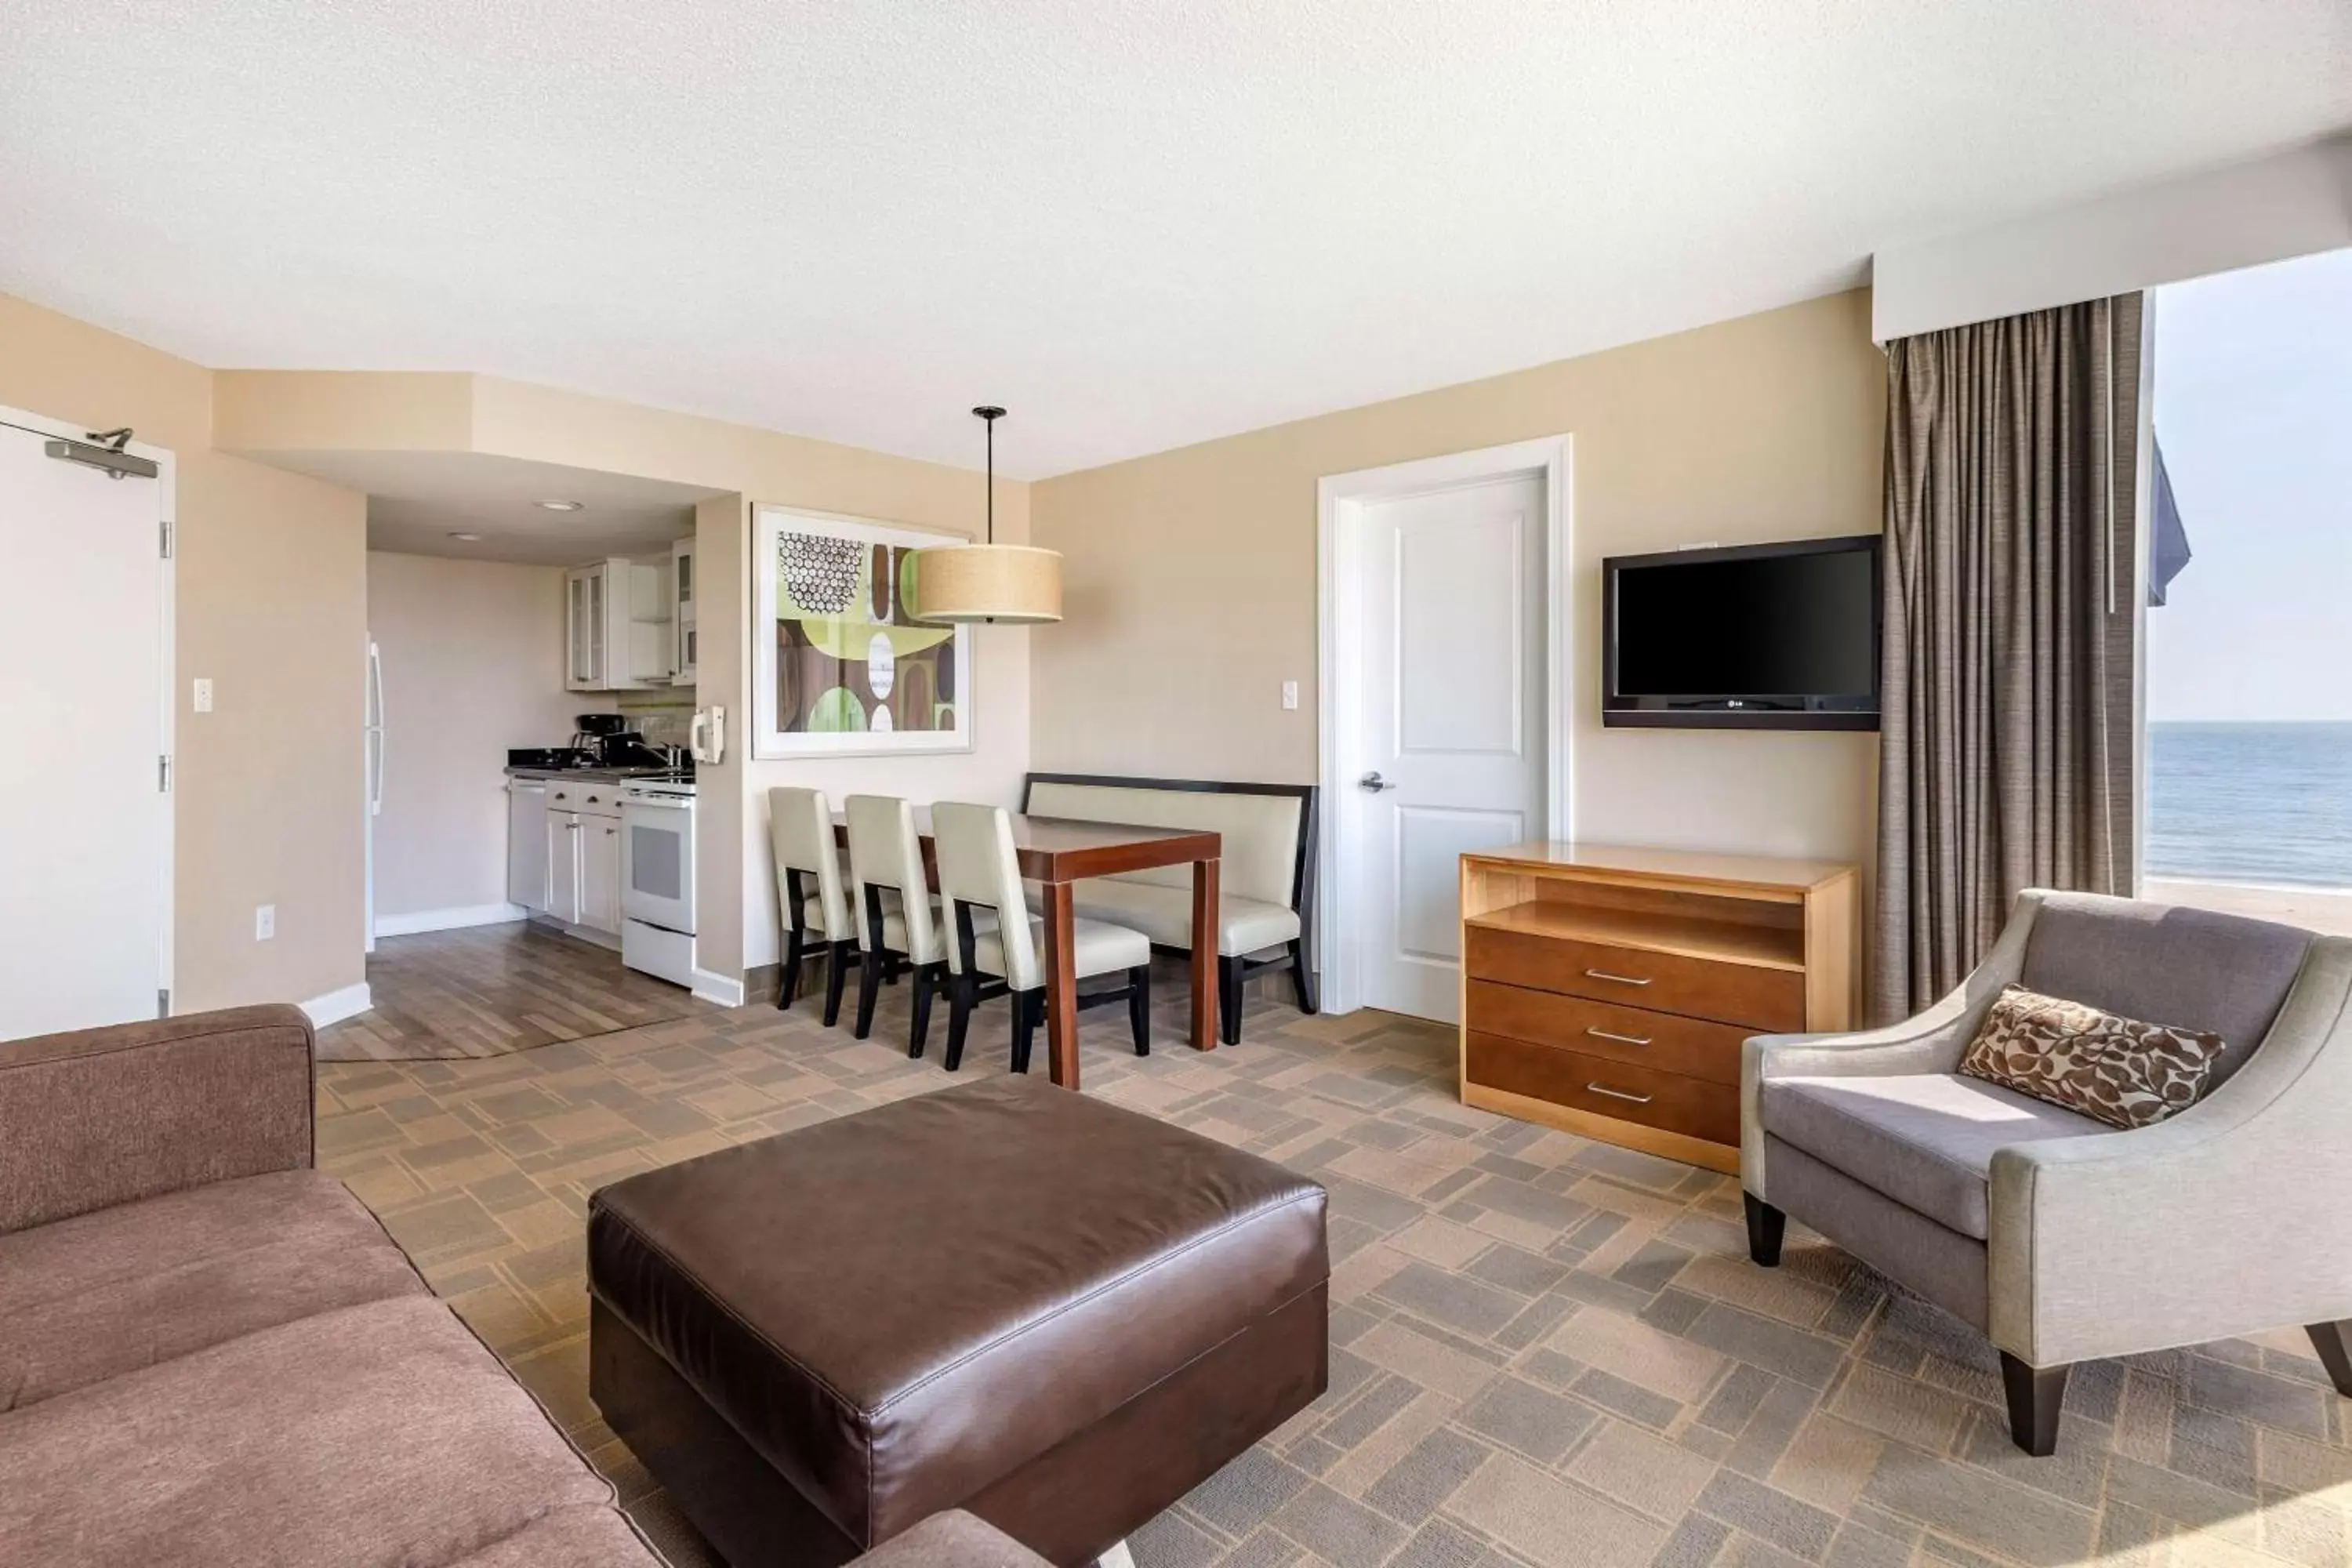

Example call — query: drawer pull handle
[1584,969,1652,987]
[1586,1083,1653,1105]
[1586,1027,1652,1047]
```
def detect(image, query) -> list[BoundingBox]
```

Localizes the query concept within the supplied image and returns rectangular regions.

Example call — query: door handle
[1357,771,1397,792]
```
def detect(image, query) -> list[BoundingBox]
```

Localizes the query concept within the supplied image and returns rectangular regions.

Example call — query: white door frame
[2,402,176,1014]
[1316,435,1572,1017]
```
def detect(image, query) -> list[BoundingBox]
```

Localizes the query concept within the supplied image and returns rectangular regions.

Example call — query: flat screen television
[1602,535,1881,730]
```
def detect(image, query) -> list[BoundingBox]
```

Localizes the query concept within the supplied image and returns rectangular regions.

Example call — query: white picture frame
[750,504,975,759]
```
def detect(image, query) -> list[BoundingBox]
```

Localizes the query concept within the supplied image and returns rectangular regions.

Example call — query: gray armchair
[1741,889,2351,1454]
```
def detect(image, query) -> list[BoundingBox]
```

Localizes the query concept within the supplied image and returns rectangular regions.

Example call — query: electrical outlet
[255,904,276,942]
[192,677,213,713]
[1281,680,1299,711]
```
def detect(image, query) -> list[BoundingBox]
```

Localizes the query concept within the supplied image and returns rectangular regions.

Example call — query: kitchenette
[505,713,701,989]
[365,506,715,1017]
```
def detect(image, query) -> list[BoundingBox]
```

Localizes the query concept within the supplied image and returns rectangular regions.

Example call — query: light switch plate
[255,904,275,942]
[192,677,213,713]
[1281,680,1299,710]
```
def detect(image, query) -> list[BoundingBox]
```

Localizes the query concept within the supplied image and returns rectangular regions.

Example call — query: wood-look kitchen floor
[317,921,706,1062]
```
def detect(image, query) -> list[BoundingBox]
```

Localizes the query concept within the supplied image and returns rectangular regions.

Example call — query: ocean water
[2147,722,2352,888]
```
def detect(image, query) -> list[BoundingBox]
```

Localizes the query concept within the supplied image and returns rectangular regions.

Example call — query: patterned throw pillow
[1958,984,2227,1130]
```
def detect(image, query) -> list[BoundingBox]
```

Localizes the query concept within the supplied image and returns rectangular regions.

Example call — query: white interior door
[1,420,169,1037]
[1354,473,1547,1021]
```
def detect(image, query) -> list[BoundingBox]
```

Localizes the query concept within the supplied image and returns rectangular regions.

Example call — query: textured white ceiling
[5,2,2348,478]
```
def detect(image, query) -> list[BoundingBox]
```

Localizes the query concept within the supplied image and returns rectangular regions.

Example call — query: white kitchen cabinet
[544,782,622,940]
[581,813,622,935]
[566,557,672,691]
[546,810,583,924]
[670,535,698,686]
[506,781,549,913]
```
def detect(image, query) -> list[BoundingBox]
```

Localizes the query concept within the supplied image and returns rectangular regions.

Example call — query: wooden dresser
[1458,843,1858,1174]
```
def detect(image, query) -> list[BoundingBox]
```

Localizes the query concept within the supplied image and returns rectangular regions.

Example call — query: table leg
[1042,877,1080,1088]
[1190,857,1220,1052]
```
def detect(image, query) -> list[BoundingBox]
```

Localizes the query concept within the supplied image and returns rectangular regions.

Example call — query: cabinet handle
[587,795,600,804]
[1584,969,1652,986]
[1585,1083,1653,1105]
[1586,1027,1652,1047]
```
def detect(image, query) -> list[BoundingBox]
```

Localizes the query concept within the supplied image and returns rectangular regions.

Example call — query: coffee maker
[570,713,670,770]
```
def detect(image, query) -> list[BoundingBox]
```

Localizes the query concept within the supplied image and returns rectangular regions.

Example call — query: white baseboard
[373,902,528,938]
[691,968,746,1008]
[301,982,374,1029]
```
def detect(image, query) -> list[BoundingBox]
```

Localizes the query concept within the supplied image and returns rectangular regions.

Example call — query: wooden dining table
[833,811,1221,1090]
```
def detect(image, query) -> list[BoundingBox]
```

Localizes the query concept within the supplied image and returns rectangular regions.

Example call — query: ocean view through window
[2143,246,2352,936]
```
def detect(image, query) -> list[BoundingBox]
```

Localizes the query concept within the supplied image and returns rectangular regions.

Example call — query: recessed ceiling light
[536,499,584,512]
[448,531,481,541]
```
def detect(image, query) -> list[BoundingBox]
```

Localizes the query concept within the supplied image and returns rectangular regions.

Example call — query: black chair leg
[853,948,884,1040]
[1127,964,1151,1054]
[2000,1353,2070,1456]
[778,929,804,1009]
[822,940,853,1027]
[1218,953,1245,1045]
[1010,988,1040,1074]
[1287,938,1317,1014]
[1744,1193,1785,1267]
[2306,1321,2352,1396]
[943,972,977,1071]
[908,962,944,1058]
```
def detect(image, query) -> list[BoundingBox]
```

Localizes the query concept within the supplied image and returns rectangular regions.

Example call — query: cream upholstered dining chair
[842,794,948,1058]
[768,787,858,1025]
[931,802,1152,1073]
[1742,889,2352,1454]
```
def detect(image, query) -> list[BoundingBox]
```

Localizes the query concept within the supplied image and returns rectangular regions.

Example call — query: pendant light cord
[973,405,1006,546]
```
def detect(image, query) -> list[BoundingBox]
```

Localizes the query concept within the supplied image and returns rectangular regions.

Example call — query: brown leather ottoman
[586,1075,1329,1568]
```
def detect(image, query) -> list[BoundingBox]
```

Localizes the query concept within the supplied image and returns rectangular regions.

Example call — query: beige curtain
[1873,295,2142,1022]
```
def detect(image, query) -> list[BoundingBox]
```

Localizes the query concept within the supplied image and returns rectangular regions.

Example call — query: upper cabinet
[565,557,673,692]
[670,536,698,688]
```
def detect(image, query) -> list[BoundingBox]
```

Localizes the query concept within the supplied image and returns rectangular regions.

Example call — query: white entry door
[1353,472,1548,1021]
[0,419,170,1038]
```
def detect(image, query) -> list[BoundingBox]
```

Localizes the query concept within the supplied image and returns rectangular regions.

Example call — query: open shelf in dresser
[1457,842,1859,1174]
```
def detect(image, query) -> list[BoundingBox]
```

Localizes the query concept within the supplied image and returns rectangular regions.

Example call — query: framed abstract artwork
[750,505,974,758]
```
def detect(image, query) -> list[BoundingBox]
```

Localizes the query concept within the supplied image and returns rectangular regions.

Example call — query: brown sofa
[0,1004,663,1566]
[0,1004,1067,1568]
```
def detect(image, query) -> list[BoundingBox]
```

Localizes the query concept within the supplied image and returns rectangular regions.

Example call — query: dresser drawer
[1463,924,1804,1032]
[1465,1032,1740,1147]
[1465,980,1748,1085]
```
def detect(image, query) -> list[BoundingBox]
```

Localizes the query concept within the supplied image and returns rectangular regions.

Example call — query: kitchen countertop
[506,766,695,785]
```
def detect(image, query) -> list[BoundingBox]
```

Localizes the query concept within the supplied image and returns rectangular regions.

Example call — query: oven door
[621,795,695,935]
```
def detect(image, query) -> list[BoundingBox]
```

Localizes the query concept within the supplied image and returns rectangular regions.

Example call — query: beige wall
[217,371,1035,985]
[1030,289,1886,874]
[365,552,578,922]
[1,293,368,1014]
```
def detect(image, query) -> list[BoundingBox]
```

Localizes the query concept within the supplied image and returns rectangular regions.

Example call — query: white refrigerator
[364,637,384,953]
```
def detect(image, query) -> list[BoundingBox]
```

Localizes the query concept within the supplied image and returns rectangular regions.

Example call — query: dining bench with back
[1019,775,1318,1044]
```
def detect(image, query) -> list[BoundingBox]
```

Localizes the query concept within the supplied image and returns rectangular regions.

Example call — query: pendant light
[910,405,1063,624]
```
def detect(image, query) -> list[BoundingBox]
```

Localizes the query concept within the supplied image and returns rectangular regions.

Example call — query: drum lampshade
[911,543,1062,624]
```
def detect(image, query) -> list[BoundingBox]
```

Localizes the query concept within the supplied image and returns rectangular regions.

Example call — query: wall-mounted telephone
[688,706,727,765]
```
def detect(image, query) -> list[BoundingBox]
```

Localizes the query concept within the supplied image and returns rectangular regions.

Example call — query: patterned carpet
[316,959,2352,1568]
